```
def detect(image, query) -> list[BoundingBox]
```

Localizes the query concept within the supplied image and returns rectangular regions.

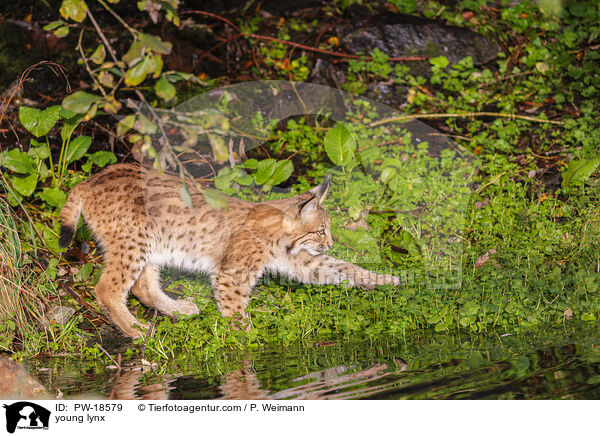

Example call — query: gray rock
[0,358,50,400]
[339,22,500,67]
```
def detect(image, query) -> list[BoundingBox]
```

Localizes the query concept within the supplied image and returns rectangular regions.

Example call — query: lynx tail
[59,185,83,248]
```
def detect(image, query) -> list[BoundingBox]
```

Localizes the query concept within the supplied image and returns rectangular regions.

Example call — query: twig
[181,10,426,62]
[97,0,138,37]
[140,310,158,361]
[58,282,111,324]
[90,120,131,152]
[426,132,473,142]
[181,10,242,33]
[369,111,565,127]
[0,61,70,129]
[96,342,120,369]
[77,28,108,98]
[85,8,194,180]
[107,352,123,400]
[247,34,426,62]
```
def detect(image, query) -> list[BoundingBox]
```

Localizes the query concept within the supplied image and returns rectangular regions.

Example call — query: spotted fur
[59,164,399,337]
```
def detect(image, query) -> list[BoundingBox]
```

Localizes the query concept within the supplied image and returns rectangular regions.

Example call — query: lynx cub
[59,164,399,337]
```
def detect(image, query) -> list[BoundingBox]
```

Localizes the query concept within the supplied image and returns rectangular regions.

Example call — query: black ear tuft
[311,175,330,204]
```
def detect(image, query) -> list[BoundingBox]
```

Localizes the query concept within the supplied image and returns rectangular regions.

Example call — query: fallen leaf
[327,36,339,47]
[462,11,475,20]
[475,248,496,268]
[475,198,490,209]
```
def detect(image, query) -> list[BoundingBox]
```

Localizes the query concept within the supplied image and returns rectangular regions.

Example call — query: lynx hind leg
[94,262,148,338]
[131,264,199,317]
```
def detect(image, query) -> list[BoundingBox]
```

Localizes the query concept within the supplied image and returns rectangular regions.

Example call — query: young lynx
[59,164,399,337]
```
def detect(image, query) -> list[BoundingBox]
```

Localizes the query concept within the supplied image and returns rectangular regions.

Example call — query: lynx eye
[317,229,326,236]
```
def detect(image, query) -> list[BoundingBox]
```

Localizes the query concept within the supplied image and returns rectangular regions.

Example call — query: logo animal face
[3,402,51,434]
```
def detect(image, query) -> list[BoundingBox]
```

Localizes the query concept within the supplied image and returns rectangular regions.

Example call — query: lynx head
[283,176,334,256]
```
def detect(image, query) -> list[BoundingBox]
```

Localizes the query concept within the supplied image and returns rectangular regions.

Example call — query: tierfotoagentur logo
[3,402,51,433]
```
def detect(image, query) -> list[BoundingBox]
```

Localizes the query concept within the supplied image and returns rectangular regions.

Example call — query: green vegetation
[0,0,599,367]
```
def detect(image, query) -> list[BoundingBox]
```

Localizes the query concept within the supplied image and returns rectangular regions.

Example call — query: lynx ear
[309,175,330,204]
[298,176,330,215]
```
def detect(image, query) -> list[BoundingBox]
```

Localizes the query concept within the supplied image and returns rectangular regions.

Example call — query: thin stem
[369,111,565,127]
[97,0,138,37]
[86,8,120,65]
[248,33,426,62]
[46,136,57,187]
[86,7,194,181]
[77,28,108,98]
[181,10,426,62]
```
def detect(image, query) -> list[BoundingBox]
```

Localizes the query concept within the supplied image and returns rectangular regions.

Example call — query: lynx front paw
[173,299,200,316]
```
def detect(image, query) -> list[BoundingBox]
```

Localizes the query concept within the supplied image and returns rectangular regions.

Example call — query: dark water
[25,325,600,399]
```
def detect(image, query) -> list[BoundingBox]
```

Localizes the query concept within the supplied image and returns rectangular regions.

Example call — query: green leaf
[180,183,193,208]
[62,91,102,114]
[44,21,70,37]
[6,190,23,207]
[155,76,176,101]
[43,225,61,253]
[76,262,94,282]
[266,160,293,186]
[19,106,62,137]
[117,114,136,136]
[203,189,229,211]
[147,55,163,78]
[324,123,357,166]
[125,56,152,86]
[59,0,88,23]
[215,167,234,191]
[53,26,70,38]
[65,136,92,164]
[138,32,173,54]
[39,187,67,208]
[337,227,377,251]
[60,107,77,119]
[208,135,228,163]
[380,167,396,183]
[582,313,596,322]
[389,230,420,256]
[434,321,447,332]
[60,114,84,146]
[535,62,550,75]
[241,158,258,169]
[0,149,36,174]
[27,143,51,160]
[254,159,276,184]
[561,156,600,189]
[233,168,253,186]
[43,20,65,31]
[11,174,38,197]
[462,301,481,317]
[134,114,158,135]
[90,44,106,64]
[123,40,146,66]
[89,151,117,167]
[430,56,449,69]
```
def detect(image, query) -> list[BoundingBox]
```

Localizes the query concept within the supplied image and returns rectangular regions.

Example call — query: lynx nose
[319,241,332,252]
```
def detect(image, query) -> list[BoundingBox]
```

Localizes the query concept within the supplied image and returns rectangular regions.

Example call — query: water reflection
[27,325,600,400]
